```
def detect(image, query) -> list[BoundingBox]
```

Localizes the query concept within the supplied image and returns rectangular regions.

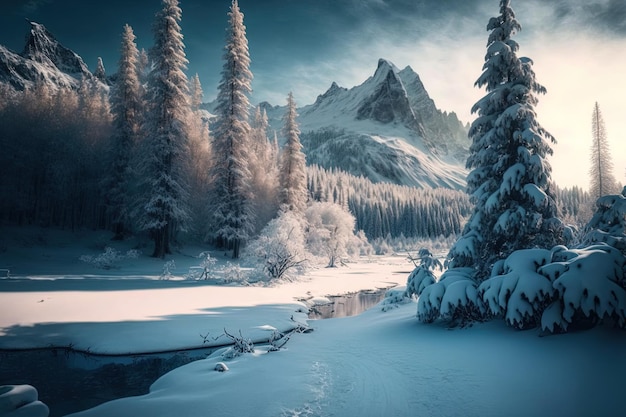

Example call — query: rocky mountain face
[262,59,470,189]
[0,21,99,91]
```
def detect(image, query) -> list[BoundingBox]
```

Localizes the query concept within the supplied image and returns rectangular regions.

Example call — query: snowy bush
[246,210,308,281]
[539,244,626,332]
[417,267,483,326]
[405,248,442,298]
[380,287,411,312]
[160,260,175,280]
[582,188,626,252]
[221,329,255,359]
[221,262,248,284]
[478,249,553,329]
[305,202,358,267]
[185,251,217,280]
[79,247,141,269]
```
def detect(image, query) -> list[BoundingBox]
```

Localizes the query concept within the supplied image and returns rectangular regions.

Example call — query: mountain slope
[262,59,469,190]
[0,21,99,91]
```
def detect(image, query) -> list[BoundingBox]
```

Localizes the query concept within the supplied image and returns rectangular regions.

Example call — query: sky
[1,0,625,190]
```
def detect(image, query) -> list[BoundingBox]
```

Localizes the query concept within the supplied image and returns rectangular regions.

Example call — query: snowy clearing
[1,234,625,416]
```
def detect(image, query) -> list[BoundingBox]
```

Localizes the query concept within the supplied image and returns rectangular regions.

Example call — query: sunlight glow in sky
[1,0,625,190]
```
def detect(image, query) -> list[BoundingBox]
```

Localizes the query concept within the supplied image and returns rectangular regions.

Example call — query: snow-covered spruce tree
[249,105,279,232]
[94,57,107,83]
[279,92,308,214]
[135,0,191,258]
[208,0,254,259]
[105,24,142,240]
[186,74,213,240]
[448,0,564,280]
[589,102,617,200]
[405,248,442,299]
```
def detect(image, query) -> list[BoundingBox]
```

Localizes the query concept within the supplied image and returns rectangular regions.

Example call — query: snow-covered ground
[1,229,625,416]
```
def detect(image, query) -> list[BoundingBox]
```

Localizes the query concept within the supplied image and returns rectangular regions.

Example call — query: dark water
[0,347,213,417]
[306,287,393,320]
[0,287,392,416]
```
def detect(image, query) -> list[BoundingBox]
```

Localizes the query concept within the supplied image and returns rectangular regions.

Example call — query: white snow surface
[1,230,625,416]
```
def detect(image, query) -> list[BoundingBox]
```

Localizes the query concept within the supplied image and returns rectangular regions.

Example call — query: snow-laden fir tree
[186,73,213,239]
[94,57,107,83]
[105,24,143,240]
[447,0,564,280]
[279,92,308,214]
[589,102,617,200]
[209,0,254,259]
[135,0,191,258]
[249,105,279,232]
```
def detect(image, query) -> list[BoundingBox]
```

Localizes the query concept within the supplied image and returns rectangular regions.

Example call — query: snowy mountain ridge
[261,58,470,189]
[0,21,100,91]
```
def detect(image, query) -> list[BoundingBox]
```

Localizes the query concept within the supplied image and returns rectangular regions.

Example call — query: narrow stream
[0,286,393,416]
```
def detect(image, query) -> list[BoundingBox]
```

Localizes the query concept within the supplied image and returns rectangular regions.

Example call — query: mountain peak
[21,21,90,77]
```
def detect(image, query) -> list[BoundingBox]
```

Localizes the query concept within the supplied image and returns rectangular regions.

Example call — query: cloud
[4,0,52,14]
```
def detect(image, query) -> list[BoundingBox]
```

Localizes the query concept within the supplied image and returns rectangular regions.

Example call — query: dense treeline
[0,83,112,230]
[307,165,472,239]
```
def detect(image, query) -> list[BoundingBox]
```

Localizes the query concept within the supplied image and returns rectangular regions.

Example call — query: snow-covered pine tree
[208,0,254,259]
[94,57,107,83]
[249,105,279,232]
[187,73,212,239]
[447,0,564,280]
[105,24,142,240]
[589,102,617,200]
[279,92,308,214]
[136,0,191,258]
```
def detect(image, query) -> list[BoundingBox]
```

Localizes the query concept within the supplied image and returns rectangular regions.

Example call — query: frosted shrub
[246,210,308,281]
[80,247,141,269]
[406,249,442,298]
[306,202,357,267]
[185,252,217,280]
[221,329,254,359]
[539,244,626,332]
[160,260,175,280]
[221,262,248,284]
[478,249,553,329]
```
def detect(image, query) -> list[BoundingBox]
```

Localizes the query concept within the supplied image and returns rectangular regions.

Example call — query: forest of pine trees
[0,0,595,261]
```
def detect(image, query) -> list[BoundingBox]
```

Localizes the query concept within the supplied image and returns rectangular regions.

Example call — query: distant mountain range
[0,23,469,190]
[260,59,469,189]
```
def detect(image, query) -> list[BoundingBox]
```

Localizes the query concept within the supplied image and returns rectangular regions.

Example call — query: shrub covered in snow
[405,248,441,298]
[305,202,358,267]
[246,210,308,281]
[417,267,484,326]
[582,188,626,252]
[539,244,626,332]
[80,247,141,269]
[478,249,553,329]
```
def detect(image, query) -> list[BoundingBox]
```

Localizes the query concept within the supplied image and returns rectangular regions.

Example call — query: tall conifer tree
[448,0,564,279]
[136,0,191,258]
[279,92,308,213]
[106,24,142,240]
[589,102,616,200]
[209,0,254,258]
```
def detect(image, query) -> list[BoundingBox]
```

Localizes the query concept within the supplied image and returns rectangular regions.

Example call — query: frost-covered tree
[94,57,107,83]
[105,24,142,240]
[447,0,564,280]
[135,0,191,258]
[279,92,308,214]
[208,0,254,258]
[589,102,617,200]
[248,105,278,232]
[306,202,357,267]
[247,209,308,281]
[186,74,212,239]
